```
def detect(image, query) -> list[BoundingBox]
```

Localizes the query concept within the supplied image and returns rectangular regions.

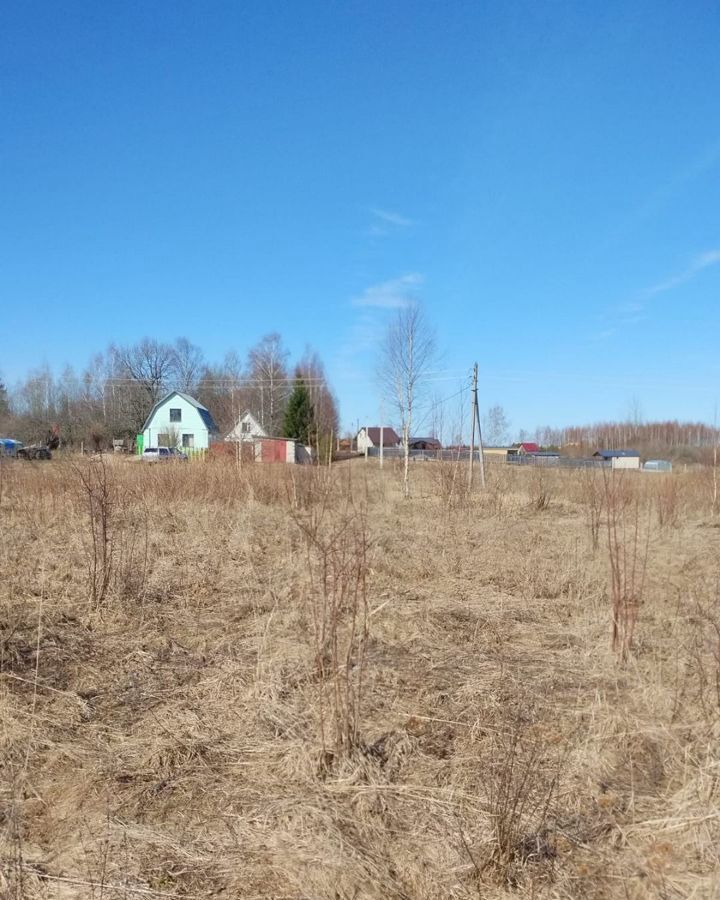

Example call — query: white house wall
[356,429,372,452]
[611,456,640,470]
[143,396,211,450]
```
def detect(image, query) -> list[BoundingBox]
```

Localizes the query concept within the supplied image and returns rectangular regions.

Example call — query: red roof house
[508,441,541,456]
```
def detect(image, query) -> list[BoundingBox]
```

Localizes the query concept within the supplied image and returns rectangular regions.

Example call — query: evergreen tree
[283,378,314,445]
[0,380,8,417]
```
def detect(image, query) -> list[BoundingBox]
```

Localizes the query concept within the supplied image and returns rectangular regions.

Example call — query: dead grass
[1,455,720,898]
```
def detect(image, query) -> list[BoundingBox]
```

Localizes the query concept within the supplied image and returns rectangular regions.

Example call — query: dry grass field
[1,455,719,899]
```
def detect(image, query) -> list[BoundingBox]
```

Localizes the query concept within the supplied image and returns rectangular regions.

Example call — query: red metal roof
[519,442,540,452]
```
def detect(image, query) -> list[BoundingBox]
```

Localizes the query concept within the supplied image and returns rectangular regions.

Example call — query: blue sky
[2,0,719,435]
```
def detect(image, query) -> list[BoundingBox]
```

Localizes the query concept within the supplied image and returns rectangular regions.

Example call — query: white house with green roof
[141,391,218,451]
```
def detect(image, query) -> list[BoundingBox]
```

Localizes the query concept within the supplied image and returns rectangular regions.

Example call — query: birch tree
[378,303,436,497]
[247,333,290,434]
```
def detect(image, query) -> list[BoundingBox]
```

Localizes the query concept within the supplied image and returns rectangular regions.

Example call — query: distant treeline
[526,420,718,462]
[0,334,338,449]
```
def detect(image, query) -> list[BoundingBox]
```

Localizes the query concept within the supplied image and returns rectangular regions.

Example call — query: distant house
[142,391,219,451]
[356,427,401,453]
[483,446,511,458]
[593,449,640,470]
[225,410,267,442]
[507,442,541,458]
[408,436,442,451]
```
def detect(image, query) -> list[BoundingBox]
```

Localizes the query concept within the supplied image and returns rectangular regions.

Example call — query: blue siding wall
[143,396,211,450]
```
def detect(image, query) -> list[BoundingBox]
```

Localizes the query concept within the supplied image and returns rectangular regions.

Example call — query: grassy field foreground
[1,456,719,899]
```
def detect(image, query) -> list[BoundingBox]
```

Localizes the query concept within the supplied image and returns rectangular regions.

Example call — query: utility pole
[468,363,486,490]
[379,402,384,468]
[475,364,486,489]
[469,369,476,488]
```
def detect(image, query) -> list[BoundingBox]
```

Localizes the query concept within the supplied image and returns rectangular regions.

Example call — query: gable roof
[409,436,442,449]
[226,410,267,440]
[509,441,541,453]
[361,426,401,446]
[142,391,219,434]
[593,449,640,459]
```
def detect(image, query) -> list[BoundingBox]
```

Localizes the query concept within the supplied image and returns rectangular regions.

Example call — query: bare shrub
[528,469,551,511]
[294,502,370,764]
[74,457,116,607]
[479,462,515,517]
[482,706,563,886]
[579,468,604,551]
[434,457,468,510]
[685,577,720,722]
[72,457,153,607]
[604,472,650,660]
[654,474,681,528]
[114,493,150,604]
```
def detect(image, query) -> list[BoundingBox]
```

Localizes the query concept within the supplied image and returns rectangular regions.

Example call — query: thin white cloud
[370,207,414,228]
[351,273,423,309]
[645,248,720,297]
[618,301,645,314]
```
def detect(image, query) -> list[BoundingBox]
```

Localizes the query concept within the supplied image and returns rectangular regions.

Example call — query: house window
[158,433,170,447]
[182,434,194,448]
[241,421,251,434]
[169,408,182,423]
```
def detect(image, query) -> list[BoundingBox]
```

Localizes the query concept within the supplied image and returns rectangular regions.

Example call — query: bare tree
[484,404,510,446]
[112,339,175,402]
[296,347,339,440]
[171,337,205,394]
[378,303,436,497]
[0,378,9,428]
[111,339,176,430]
[247,333,290,434]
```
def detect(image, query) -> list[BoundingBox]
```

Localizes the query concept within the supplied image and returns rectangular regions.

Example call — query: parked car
[142,447,188,462]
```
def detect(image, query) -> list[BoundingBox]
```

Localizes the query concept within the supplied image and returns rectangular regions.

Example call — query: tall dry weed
[73,457,152,607]
[527,469,552,511]
[74,457,116,607]
[434,457,469,509]
[293,500,371,764]
[654,474,681,529]
[480,705,563,886]
[686,577,720,722]
[579,468,604,551]
[604,471,650,661]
